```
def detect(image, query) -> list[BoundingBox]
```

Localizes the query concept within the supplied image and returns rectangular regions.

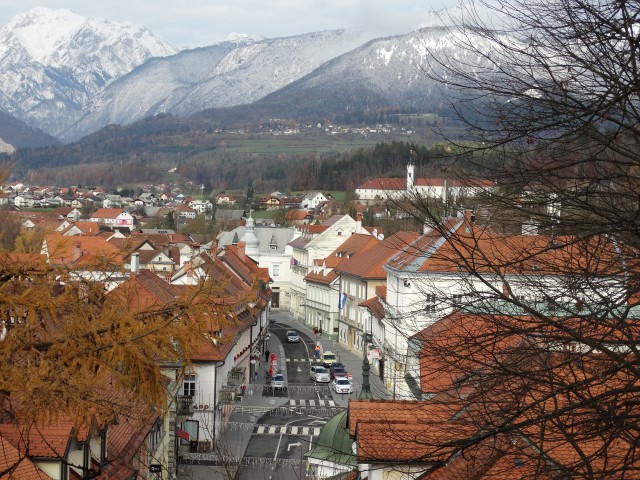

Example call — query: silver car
[269,373,286,389]
[286,330,300,342]
[333,378,353,394]
[310,365,331,383]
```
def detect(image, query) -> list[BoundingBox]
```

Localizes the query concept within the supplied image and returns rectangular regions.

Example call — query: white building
[380,210,623,398]
[89,208,135,231]
[188,200,214,215]
[216,215,296,309]
[355,161,496,204]
[301,192,328,211]
[289,215,370,322]
[172,247,271,450]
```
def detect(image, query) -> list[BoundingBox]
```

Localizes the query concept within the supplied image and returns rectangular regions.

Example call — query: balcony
[220,386,236,404]
[227,367,245,386]
[176,395,194,416]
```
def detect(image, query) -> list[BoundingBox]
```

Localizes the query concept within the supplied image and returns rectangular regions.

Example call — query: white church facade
[355,161,496,203]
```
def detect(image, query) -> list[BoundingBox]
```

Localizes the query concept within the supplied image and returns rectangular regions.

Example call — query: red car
[331,366,348,379]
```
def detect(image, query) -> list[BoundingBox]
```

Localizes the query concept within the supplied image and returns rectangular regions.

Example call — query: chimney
[463,209,475,232]
[131,252,140,274]
[356,212,363,234]
[237,241,246,261]
[72,241,82,262]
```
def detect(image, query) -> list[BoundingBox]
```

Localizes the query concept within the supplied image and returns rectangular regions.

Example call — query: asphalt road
[239,321,346,480]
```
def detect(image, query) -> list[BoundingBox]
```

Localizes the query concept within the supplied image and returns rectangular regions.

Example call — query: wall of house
[381,265,623,398]
[258,251,292,310]
[305,281,339,338]
[309,458,353,480]
[337,277,385,353]
[191,362,219,444]
[34,460,62,480]
[367,463,433,480]
[290,216,368,320]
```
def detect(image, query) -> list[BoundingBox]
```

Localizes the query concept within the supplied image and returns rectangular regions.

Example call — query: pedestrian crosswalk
[285,358,322,363]
[288,399,336,407]
[254,425,323,437]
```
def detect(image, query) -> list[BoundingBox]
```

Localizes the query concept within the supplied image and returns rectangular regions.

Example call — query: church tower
[406,149,416,192]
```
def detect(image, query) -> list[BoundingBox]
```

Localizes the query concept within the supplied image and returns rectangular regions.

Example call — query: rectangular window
[425,294,437,313]
[183,374,196,397]
[149,418,163,455]
[273,264,280,277]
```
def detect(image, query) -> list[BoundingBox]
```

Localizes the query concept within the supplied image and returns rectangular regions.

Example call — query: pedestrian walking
[264,349,270,361]
[254,370,259,382]
[314,344,321,359]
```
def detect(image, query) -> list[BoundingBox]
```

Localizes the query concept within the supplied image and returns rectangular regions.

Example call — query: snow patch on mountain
[0,8,511,143]
[0,7,178,136]
[0,138,16,154]
[225,32,264,44]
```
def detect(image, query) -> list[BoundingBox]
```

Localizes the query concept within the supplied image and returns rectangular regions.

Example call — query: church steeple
[239,209,259,258]
[407,149,415,192]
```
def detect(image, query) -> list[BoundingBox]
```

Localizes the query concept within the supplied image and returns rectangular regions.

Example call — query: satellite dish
[352,441,358,455]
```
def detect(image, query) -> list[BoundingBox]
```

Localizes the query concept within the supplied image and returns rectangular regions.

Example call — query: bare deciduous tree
[371,1,640,478]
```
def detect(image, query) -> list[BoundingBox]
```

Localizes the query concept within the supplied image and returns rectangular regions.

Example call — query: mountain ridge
[0,8,502,146]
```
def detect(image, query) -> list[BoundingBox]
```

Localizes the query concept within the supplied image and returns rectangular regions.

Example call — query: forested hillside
[6,107,497,192]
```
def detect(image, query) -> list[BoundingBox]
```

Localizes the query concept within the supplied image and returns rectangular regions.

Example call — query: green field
[206,130,430,156]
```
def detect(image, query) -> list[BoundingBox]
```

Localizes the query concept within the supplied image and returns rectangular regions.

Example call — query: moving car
[269,373,286,389]
[310,365,331,383]
[332,378,353,394]
[321,351,337,367]
[286,330,300,342]
[330,362,345,375]
[331,366,348,379]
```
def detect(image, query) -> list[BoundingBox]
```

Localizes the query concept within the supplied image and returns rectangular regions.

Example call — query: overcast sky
[0,1,457,48]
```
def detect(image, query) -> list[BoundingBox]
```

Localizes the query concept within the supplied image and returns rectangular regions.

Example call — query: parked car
[269,373,286,389]
[286,330,300,343]
[310,365,331,383]
[332,378,353,394]
[321,351,337,367]
[331,366,348,379]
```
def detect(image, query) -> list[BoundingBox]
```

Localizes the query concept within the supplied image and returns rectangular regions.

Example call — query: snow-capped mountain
[0,8,504,144]
[254,27,502,118]
[0,7,177,137]
[61,29,373,141]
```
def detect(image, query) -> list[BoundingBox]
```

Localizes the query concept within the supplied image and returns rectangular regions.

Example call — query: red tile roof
[357,178,407,191]
[0,433,52,479]
[387,217,622,276]
[285,210,311,221]
[304,234,378,285]
[64,221,101,234]
[336,231,419,280]
[91,208,124,219]
[358,295,385,320]
[43,234,124,268]
[0,423,70,459]
[110,269,179,311]
[348,399,460,437]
